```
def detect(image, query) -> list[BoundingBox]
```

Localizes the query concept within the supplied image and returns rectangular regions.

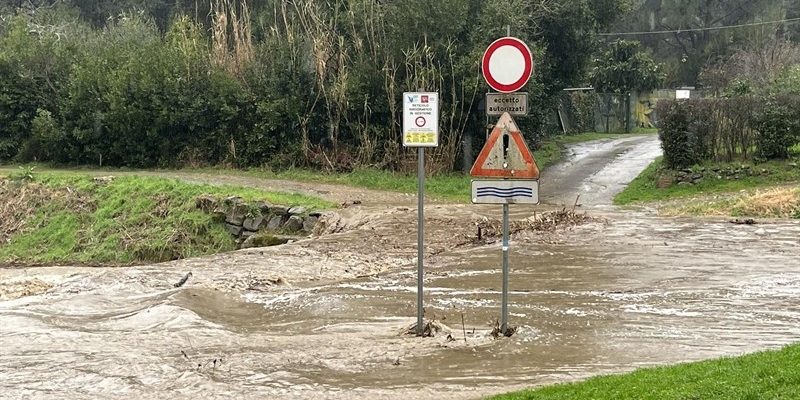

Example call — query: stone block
[303,216,319,232]
[243,216,266,231]
[255,200,271,214]
[224,196,243,205]
[225,223,243,237]
[196,194,218,213]
[266,215,284,231]
[271,205,290,216]
[283,216,304,233]
[225,202,250,226]
[289,206,308,215]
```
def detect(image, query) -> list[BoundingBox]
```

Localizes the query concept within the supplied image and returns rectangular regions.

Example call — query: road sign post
[471,106,539,336]
[475,30,537,336]
[502,203,509,332]
[403,92,439,336]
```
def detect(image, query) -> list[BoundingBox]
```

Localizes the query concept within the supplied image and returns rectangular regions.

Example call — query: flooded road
[3,135,800,399]
[539,134,662,207]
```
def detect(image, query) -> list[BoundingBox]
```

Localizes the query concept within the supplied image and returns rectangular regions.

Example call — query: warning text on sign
[403,92,439,147]
[485,93,528,116]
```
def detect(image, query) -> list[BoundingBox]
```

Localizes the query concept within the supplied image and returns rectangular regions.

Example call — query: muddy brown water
[3,135,800,399]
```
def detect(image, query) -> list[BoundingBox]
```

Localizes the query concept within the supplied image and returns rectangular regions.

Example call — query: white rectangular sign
[471,179,539,204]
[485,92,528,116]
[403,92,439,147]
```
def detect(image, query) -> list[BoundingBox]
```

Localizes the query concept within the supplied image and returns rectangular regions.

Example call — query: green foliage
[0,173,333,264]
[564,91,597,133]
[590,39,664,94]
[488,343,800,400]
[0,0,634,171]
[770,65,800,95]
[657,101,697,169]
[9,165,37,181]
[655,96,800,167]
[752,101,800,160]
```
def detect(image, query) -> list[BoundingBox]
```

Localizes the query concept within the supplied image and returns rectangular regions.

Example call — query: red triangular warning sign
[470,112,539,179]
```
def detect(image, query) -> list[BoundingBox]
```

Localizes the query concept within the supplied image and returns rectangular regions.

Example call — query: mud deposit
[3,136,800,399]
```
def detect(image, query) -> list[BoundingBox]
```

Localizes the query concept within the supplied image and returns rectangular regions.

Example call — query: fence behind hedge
[655,96,800,169]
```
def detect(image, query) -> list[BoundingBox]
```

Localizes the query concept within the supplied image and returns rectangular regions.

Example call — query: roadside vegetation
[615,156,800,215]
[614,95,800,218]
[0,0,632,174]
[188,131,640,202]
[488,343,800,400]
[0,171,333,265]
[4,131,642,204]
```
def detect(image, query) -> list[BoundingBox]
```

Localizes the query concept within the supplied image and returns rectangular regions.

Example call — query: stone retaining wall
[195,195,320,248]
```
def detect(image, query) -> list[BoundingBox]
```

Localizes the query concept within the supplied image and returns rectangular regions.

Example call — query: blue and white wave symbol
[476,186,534,199]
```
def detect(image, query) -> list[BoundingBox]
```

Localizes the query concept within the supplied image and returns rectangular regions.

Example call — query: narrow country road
[538,134,661,207]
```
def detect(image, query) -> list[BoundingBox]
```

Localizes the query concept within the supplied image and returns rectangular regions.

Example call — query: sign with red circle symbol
[402,92,439,147]
[481,37,533,93]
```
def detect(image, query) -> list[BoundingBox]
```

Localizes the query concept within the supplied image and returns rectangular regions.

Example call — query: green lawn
[489,343,800,400]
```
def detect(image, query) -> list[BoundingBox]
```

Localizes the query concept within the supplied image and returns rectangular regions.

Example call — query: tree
[590,39,663,94]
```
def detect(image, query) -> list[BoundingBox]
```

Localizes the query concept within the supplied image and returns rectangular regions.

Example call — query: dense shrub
[657,100,696,169]
[657,96,800,169]
[752,99,800,160]
[0,1,630,171]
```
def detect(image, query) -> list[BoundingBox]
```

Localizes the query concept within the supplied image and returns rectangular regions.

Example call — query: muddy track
[4,135,800,400]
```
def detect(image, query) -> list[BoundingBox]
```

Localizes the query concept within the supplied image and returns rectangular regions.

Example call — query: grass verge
[488,343,800,400]
[1,132,651,204]
[0,172,333,265]
[614,157,800,213]
[194,132,649,203]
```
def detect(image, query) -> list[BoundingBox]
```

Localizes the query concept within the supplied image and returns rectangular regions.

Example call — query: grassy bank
[489,343,800,400]
[615,157,800,217]
[0,172,333,265]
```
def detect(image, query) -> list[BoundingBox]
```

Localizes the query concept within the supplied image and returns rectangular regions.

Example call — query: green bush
[752,99,800,160]
[656,96,800,169]
[566,91,596,133]
[657,100,697,169]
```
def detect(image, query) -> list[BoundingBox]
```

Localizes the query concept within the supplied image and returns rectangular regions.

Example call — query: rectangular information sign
[471,179,539,204]
[485,92,528,116]
[403,92,439,147]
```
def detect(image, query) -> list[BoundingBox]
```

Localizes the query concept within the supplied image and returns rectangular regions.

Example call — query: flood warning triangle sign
[470,112,539,179]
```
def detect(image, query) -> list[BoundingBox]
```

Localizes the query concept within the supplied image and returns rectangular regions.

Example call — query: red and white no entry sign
[482,37,533,93]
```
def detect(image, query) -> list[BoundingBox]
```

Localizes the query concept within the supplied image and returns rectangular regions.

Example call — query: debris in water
[174,272,192,288]
[490,320,517,338]
[341,199,362,208]
[729,218,757,225]
[400,319,450,338]
[468,208,603,245]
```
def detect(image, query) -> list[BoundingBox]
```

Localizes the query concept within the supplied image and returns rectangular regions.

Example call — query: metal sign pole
[501,202,510,334]
[501,26,512,336]
[416,147,425,336]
